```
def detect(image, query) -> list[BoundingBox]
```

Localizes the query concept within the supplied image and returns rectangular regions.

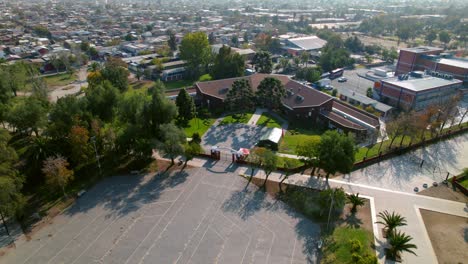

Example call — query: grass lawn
[276,156,304,168]
[130,80,154,92]
[219,112,253,125]
[182,117,216,138]
[44,73,78,87]
[163,80,194,90]
[459,177,468,189]
[322,227,375,263]
[257,112,284,128]
[25,73,78,91]
[279,123,324,154]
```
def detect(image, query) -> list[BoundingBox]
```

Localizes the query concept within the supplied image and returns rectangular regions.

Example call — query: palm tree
[386,230,417,261]
[376,210,407,237]
[347,193,365,213]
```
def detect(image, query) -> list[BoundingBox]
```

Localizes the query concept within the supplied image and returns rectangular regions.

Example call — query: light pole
[90,136,102,176]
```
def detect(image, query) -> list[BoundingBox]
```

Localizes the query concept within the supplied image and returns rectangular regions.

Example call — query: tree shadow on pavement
[63,168,193,220]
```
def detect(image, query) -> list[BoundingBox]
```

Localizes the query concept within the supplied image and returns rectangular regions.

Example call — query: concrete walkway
[247,108,267,125]
[246,169,467,264]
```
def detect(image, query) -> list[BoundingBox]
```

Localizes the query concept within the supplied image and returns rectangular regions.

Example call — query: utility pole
[91,136,102,176]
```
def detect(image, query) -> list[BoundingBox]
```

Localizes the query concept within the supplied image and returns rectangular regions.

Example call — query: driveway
[0,166,320,264]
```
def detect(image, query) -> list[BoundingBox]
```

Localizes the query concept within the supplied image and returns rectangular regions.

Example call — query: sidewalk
[246,169,467,264]
[247,108,266,125]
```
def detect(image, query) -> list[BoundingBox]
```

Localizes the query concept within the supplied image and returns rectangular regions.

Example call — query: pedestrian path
[245,168,467,264]
[247,108,267,125]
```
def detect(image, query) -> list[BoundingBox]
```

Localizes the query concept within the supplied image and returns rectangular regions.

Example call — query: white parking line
[124,168,204,264]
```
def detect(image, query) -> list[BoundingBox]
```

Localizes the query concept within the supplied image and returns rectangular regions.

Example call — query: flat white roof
[383,76,462,92]
[438,58,468,69]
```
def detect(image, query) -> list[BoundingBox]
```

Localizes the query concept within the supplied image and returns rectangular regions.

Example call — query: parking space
[1,167,319,264]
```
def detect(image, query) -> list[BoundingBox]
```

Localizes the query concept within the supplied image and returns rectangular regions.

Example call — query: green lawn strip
[24,73,78,91]
[279,133,321,154]
[257,112,283,128]
[163,80,194,90]
[44,73,78,87]
[182,117,215,138]
[219,112,253,125]
[323,227,375,263]
[355,124,468,162]
[276,156,304,168]
[459,177,468,189]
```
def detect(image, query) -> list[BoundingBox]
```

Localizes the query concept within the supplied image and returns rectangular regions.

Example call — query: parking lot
[1,166,319,264]
[329,68,375,96]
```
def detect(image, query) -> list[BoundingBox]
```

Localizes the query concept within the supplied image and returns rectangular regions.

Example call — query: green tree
[256,77,286,110]
[141,82,177,136]
[184,141,202,166]
[318,187,346,217]
[259,148,278,188]
[252,51,273,74]
[300,51,310,66]
[387,230,417,261]
[100,57,129,92]
[42,155,74,196]
[231,35,239,47]
[167,30,177,51]
[376,210,407,235]
[425,30,437,45]
[85,81,120,122]
[344,36,364,53]
[347,193,365,213]
[0,129,25,234]
[319,48,354,72]
[175,88,196,124]
[208,32,216,45]
[438,31,451,48]
[33,25,51,38]
[366,87,373,98]
[296,136,321,175]
[179,32,211,78]
[3,62,28,96]
[225,79,255,112]
[211,45,245,79]
[158,123,186,165]
[6,96,48,136]
[318,130,356,184]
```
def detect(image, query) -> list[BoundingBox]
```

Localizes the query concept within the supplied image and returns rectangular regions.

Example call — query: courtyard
[0,165,319,264]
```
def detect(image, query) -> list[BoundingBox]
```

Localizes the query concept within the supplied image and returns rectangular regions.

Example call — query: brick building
[195,74,380,139]
[373,72,463,111]
[395,46,468,87]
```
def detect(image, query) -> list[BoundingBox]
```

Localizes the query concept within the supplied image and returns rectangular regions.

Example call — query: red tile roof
[196,74,332,108]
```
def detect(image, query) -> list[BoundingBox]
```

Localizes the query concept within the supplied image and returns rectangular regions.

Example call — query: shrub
[350,239,363,253]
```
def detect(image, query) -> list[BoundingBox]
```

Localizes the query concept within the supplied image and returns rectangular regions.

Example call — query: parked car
[338,77,347,82]
[324,85,334,90]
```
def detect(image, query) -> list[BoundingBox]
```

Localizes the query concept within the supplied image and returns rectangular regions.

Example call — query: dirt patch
[420,209,468,264]
[418,183,468,203]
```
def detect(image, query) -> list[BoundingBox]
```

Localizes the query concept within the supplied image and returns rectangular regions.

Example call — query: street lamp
[90,136,102,176]
[326,188,336,232]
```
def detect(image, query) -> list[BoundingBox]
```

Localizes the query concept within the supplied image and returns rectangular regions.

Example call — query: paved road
[0,165,319,264]
[247,168,467,264]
